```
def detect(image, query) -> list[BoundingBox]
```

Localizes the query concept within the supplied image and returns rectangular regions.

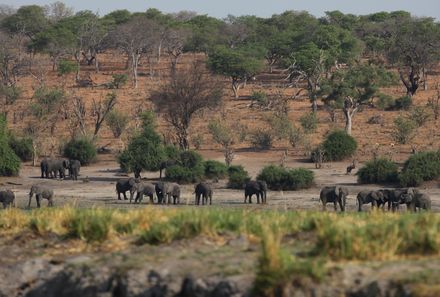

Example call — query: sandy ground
[2,150,440,212]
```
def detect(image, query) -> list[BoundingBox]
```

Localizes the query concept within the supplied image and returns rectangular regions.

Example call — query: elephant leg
[28,195,32,208]
[138,193,143,204]
[322,200,326,211]
[333,201,337,211]
[36,195,41,208]
[123,192,128,200]
[339,200,345,212]
[210,195,212,205]
[48,197,53,207]
[257,193,260,204]
[118,192,122,200]
[358,201,362,212]
[149,194,154,204]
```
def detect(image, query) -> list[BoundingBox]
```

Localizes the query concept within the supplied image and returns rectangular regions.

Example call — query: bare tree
[109,16,159,88]
[91,92,117,137]
[71,95,87,136]
[152,62,223,150]
[44,2,74,22]
[163,27,191,76]
[0,32,28,86]
[427,84,440,121]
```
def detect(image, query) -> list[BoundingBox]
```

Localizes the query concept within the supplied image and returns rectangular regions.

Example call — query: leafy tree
[208,45,264,98]
[320,64,397,134]
[118,111,165,178]
[208,119,245,166]
[63,137,97,165]
[152,62,223,150]
[321,130,357,161]
[0,115,20,176]
[105,110,129,138]
[392,116,416,144]
[184,14,224,53]
[1,5,48,40]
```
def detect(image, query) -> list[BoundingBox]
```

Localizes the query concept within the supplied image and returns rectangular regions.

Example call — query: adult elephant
[320,186,349,212]
[130,182,155,204]
[402,188,431,212]
[357,190,385,212]
[194,182,213,205]
[68,159,81,180]
[116,177,137,200]
[379,189,410,211]
[40,158,69,179]
[244,180,267,204]
[28,185,54,208]
[155,182,181,205]
[0,190,15,208]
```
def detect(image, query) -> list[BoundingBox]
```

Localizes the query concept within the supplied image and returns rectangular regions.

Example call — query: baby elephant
[194,182,213,205]
[130,182,156,204]
[68,159,81,180]
[155,182,181,205]
[28,185,54,208]
[0,190,15,208]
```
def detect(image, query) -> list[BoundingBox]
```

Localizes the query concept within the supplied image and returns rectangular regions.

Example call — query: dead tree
[71,95,87,136]
[91,92,117,138]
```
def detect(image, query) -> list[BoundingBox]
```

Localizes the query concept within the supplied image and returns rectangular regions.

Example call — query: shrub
[300,112,318,133]
[57,60,78,76]
[357,158,399,184]
[399,151,440,187]
[0,85,21,105]
[250,129,273,150]
[31,87,66,117]
[227,165,250,189]
[204,160,228,179]
[410,106,430,127]
[257,165,314,190]
[63,138,97,165]
[392,116,416,144]
[0,116,20,176]
[191,134,204,150]
[321,130,357,161]
[250,91,268,107]
[393,96,412,110]
[376,94,394,110]
[9,136,33,162]
[165,150,205,183]
[105,110,129,138]
[109,74,128,89]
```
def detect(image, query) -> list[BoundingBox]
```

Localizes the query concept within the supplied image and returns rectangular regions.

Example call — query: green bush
[410,106,430,127]
[300,112,318,133]
[0,85,22,105]
[109,74,128,89]
[105,110,129,138]
[257,165,314,190]
[250,129,273,150]
[0,116,20,176]
[204,160,228,179]
[321,130,357,161]
[63,138,97,165]
[9,136,33,162]
[250,91,268,107]
[227,165,250,189]
[357,158,399,184]
[399,151,440,187]
[57,60,78,76]
[165,150,205,183]
[393,96,412,110]
[392,116,416,144]
[31,87,66,117]
[376,94,394,110]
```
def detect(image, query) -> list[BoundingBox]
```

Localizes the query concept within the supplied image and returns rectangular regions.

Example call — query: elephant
[28,185,54,208]
[356,190,385,212]
[130,182,155,204]
[68,159,81,180]
[0,190,15,208]
[40,158,69,179]
[244,180,267,204]
[194,182,213,205]
[320,186,349,212]
[402,188,431,212]
[116,177,137,200]
[155,182,181,205]
[379,188,410,211]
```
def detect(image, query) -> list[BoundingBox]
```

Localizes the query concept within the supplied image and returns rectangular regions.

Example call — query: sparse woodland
[0,3,440,176]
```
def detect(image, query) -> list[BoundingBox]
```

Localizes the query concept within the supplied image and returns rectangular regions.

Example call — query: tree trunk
[131,53,139,89]
[232,80,241,99]
[344,110,352,135]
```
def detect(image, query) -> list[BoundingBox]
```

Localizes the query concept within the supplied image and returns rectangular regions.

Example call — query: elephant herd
[320,186,432,212]
[40,158,81,180]
[115,178,268,206]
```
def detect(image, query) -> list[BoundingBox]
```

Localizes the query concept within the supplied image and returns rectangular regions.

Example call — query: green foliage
[165,150,205,183]
[57,60,77,76]
[376,94,394,110]
[66,209,113,242]
[31,87,66,117]
[257,165,314,190]
[392,116,416,144]
[63,137,97,165]
[399,151,440,187]
[204,160,228,179]
[2,5,48,38]
[9,136,33,162]
[0,116,20,176]
[108,74,128,89]
[321,130,357,161]
[227,165,250,189]
[357,158,399,184]
[300,112,318,133]
[0,85,22,105]
[118,111,165,175]
[208,119,235,147]
[393,96,413,110]
[250,91,268,107]
[250,129,273,150]
[105,110,129,138]
[410,106,430,127]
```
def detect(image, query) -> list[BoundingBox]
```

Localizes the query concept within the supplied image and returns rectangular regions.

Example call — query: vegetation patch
[357,158,399,184]
[257,165,314,190]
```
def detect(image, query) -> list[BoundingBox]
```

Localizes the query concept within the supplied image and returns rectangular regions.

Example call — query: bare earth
[2,150,440,212]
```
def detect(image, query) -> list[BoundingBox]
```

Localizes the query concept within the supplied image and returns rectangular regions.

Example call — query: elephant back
[320,186,336,200]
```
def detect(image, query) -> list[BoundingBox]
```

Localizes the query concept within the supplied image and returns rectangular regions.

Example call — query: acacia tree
[109,16,159,88]
[208,45,264,98]
[387,17,440,96]
[320,64,397,134]
[152,62,223,150]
